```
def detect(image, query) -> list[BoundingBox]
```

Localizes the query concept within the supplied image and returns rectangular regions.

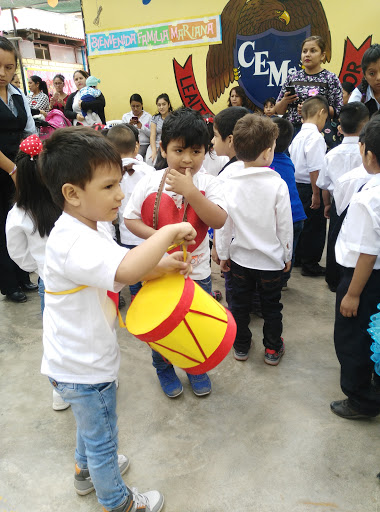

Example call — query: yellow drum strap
[45,285,89,295]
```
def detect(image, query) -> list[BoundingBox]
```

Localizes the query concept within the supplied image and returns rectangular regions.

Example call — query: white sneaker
[130,488,164,512]
[52,389,70,411]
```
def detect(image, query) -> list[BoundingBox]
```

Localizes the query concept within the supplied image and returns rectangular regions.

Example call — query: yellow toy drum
[126,273,236,374]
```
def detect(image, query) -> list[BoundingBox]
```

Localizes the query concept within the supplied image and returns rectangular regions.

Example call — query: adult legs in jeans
[152,275,212,394]
[49,379,129,510]
[282,220,304,286]
[296,183,326,268]
[334,268,380,416]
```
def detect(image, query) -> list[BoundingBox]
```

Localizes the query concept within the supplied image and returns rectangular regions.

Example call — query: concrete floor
[1,263,380,512]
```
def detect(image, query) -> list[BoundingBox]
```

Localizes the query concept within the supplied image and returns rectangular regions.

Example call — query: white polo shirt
[289,123,327,184]
[336,173,380,269]
[216,166,293,271]
[349,86,380,110]
[334,164,371,216]
[41,213,128,384]
[316,136,362,194]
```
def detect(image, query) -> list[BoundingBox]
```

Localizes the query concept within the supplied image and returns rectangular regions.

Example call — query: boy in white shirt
[331,116,380,420]
[317,103,369,291]
[124,107,227,398]
[216,114,293,365]
[39,126,196,512]
[289,95,328,277]
[106,124,153,300]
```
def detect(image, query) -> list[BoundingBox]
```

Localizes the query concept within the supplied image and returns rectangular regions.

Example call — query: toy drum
[126,273,236,374]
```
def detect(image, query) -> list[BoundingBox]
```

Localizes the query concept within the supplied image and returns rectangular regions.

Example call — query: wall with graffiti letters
[81,0,380,120]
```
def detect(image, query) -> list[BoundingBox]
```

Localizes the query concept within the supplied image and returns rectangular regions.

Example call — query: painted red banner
[338,36,372,87]
[173,55,214,116]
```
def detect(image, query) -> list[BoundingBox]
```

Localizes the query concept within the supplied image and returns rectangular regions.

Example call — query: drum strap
[153,169,189,229]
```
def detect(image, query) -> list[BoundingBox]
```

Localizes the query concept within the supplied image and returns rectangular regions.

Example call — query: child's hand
[311,193,320,210]
[324,204,331,219]
[220,259,231,272]
[160,252,193,278]
[340,293,360,317]
[211,245,220,265]
[297,102,304,117]
[165,168,195,197]
[170,221,197,247]
[283,261,291,272]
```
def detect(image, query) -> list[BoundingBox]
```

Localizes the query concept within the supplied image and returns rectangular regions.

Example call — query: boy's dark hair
[233,114,279,161]
[125,122,139,142]
[39,127,121,209]
[342,81,355,95]
[161,107,209,152]
[271,117,294,153]
[364,117,380,167]
[106,124,137,155]
[339,102,369,134]
[0,36,19,66]
[264,97,276,107]
[15,150,61,238]
[214,106,250,140]
[301,94,329,120]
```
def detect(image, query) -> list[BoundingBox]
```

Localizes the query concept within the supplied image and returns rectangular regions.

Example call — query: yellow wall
[81,0,380,120]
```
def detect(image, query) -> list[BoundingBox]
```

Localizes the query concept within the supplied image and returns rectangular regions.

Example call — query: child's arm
[340,253,377,317]
[322,189,331,218]
[124,218,156,240]
[0,151,16,184]
[150,123,157,161]
[165,169,227,228]
[309,170,321,209]
[115,222,196,284]
[276,182,293,267]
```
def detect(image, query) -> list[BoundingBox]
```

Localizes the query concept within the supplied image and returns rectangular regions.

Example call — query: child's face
[212,127,231,157]
[264,102,275,116]
[342,89,351,105]
[362,144,380,174]
[161,138,205,175]
[75,164,124,228]
[364,58,380,98]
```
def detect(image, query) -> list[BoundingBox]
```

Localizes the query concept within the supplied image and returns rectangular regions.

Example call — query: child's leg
[333,268,380,416]
[49,379,129,510]
[296,184,326,272]
[256,269,283,352]
[325,200,343,290]
[230,261,255,355]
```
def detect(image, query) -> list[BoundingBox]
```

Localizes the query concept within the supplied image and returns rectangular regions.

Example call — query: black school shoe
[330,399,377,419]
[6,289,27,303]
[21,281,38,292]
[301,263,326,277]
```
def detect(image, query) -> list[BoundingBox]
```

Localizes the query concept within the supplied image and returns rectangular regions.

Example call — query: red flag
[338,36,372,87]
[173,55,213,116]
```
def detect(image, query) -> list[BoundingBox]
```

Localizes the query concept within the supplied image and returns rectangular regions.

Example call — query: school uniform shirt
[121,110,152,147]
[334,164,371,216]
[216,166,293,270]
[336,173,380,269]
[119,159,153,245]
[124,169,226,280]
[316,136,361,194]
[3,83,36,137]
[41,212,128,384]
[5,205,50,279]
[350,86,380,113]
[202,150,229,176]
[289,123,327,184]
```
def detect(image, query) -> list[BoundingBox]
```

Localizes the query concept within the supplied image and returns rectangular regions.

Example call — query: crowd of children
[3,34,380,512]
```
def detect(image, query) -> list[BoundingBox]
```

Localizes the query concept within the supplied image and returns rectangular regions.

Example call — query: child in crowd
[341,81,355,105]
[79,75,103,124]
[349,44,380,117]
[317,102,369,291]
[39,126,196,512]
[289,95,328,277]
[270,117,306,289]
[5,135,67,412]
[263,97,276,117]
[216,114,292,364]
[201,116,228,176]
[210,106,248,307]
[106,123,153,301]
[331,116,380,420]
[124,107,227,398]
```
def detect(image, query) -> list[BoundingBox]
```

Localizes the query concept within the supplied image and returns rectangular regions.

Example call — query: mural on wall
[174,0,371,114]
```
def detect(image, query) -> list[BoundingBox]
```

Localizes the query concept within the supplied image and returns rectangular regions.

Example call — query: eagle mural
[206,0,331,109]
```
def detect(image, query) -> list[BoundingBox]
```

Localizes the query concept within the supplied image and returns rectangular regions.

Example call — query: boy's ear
[159,141,167,158]
[62,183,82,207]
[227,134,234,147]
[337,124,341,133]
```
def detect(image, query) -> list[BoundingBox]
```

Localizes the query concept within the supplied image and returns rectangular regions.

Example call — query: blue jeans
[48,378,129,510]
[152,275,212,372]
[38,277,45,314]
[120,244,142,296]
